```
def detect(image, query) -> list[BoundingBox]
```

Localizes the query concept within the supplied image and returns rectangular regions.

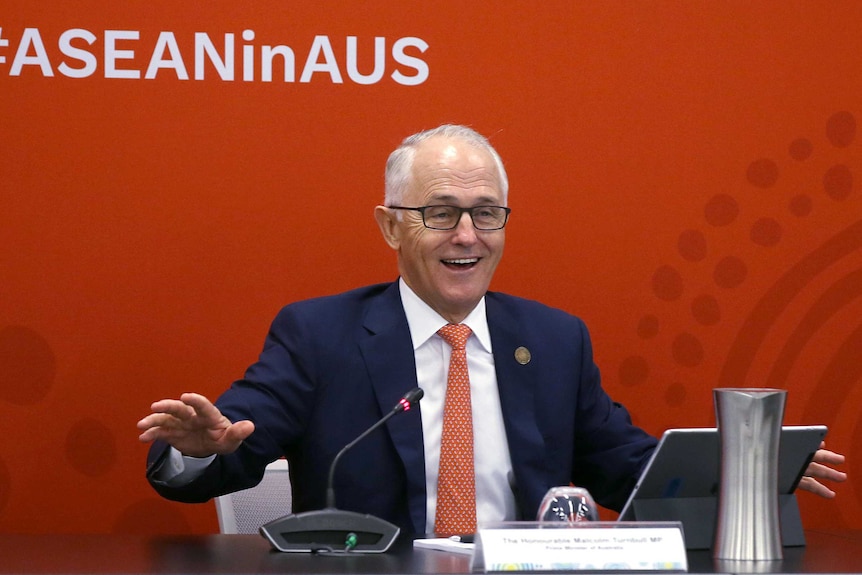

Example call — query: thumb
[223,420,255,446]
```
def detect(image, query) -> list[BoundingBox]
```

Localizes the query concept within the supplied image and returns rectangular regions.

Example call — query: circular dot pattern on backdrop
[651,265,684,301]
[678,229,708,262]
[65,418,118,477]
[0,325,56,405]
[626,110,861,481]
[637,315,659,339]
[747,158,780,189]
[618,355,649,387]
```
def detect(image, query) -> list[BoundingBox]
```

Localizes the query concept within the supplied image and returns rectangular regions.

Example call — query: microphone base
[259,508,401,553]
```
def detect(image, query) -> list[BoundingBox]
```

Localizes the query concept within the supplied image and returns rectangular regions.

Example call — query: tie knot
[437,323,472,350]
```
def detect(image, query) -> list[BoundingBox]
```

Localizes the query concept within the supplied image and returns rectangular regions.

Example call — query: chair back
[214,459,292,534]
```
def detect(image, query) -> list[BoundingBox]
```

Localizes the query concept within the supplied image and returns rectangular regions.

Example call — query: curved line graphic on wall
[802,320,862,425]
[764,266,862,390]
[718,220,862,388]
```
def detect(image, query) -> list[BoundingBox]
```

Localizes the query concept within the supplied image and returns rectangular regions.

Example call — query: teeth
[443,258,478,265]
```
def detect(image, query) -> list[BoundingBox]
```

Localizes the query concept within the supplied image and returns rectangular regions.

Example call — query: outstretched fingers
[137,393,254,457]
[796,442,847,499]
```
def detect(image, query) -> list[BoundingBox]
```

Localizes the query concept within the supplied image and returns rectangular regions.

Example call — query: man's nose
[452,211,478,242]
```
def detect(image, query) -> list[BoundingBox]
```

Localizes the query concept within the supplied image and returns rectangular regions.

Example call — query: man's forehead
[402,136,503,204]
[412,139,498,181]
[410,163,501,197]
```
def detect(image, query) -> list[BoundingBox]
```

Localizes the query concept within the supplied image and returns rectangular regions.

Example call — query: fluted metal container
[713,388,787,561]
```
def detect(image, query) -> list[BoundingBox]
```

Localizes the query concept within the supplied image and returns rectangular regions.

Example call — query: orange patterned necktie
[434,323,477,535]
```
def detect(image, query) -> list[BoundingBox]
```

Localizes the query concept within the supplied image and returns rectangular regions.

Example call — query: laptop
[617,425,827,550]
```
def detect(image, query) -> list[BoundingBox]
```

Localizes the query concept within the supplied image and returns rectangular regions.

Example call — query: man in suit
[138,125,845,535]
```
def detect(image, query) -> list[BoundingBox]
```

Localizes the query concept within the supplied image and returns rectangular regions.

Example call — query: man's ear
[374,205,400,249]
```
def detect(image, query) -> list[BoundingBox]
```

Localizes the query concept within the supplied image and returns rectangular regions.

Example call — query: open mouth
[442,257,479,269]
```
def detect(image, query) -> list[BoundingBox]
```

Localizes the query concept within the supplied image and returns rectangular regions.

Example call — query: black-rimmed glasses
[387,205,511,230]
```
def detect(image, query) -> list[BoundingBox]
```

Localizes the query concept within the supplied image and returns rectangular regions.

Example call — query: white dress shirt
[398,279,517,532]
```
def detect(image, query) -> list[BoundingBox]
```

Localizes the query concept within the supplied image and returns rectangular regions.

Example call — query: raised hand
[137,392,255,458]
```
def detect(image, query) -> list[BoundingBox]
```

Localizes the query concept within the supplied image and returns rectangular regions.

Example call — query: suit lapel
[358,282,427,532]
[486,293,547,519]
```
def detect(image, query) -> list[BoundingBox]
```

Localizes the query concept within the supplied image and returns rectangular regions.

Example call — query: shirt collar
[398,278,492,353]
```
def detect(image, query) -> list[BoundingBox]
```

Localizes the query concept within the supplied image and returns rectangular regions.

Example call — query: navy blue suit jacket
[147,281,657,533]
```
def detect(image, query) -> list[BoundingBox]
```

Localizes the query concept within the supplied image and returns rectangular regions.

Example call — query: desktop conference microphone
[260,387,424,554]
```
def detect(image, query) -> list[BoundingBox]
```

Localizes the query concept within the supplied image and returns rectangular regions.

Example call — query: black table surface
[0,529,859,574]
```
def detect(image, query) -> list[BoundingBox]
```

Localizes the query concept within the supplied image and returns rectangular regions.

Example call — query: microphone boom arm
[261,387,424,553]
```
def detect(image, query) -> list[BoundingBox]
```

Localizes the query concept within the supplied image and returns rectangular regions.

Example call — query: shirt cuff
[151,447,217,486]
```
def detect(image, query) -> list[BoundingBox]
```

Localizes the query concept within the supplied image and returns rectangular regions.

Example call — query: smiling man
[138,124,845,536]
[375,128,507,324]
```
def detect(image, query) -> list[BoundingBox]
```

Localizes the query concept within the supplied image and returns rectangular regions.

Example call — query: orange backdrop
[0,0,859,534]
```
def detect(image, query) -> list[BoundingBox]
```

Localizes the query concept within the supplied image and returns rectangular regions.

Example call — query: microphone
[260,387,424,553]
[326,387,424,508]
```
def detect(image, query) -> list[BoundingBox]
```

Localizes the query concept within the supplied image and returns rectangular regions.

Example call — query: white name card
[471,522,687,572]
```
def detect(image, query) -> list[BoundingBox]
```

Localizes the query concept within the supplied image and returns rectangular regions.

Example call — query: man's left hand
[797,443,847,498]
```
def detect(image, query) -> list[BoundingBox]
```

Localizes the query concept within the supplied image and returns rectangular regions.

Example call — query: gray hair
[384,124,509,207]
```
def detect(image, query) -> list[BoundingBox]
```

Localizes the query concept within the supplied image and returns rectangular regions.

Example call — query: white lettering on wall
[392,37,429,86]
[346,36,385,85]
[105,30,140,79]
[146,32,188,80]
[10,28,53,76]
[2,26,430,86]
[195,32,234,81]
[58,29,97,78]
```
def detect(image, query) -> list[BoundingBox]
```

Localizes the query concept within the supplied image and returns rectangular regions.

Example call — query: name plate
[471,522,687,572]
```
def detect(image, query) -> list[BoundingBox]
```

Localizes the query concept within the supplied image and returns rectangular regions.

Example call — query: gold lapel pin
[514,346,531,365]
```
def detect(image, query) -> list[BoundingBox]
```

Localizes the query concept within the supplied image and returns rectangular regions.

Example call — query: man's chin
[436,292,488,321]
